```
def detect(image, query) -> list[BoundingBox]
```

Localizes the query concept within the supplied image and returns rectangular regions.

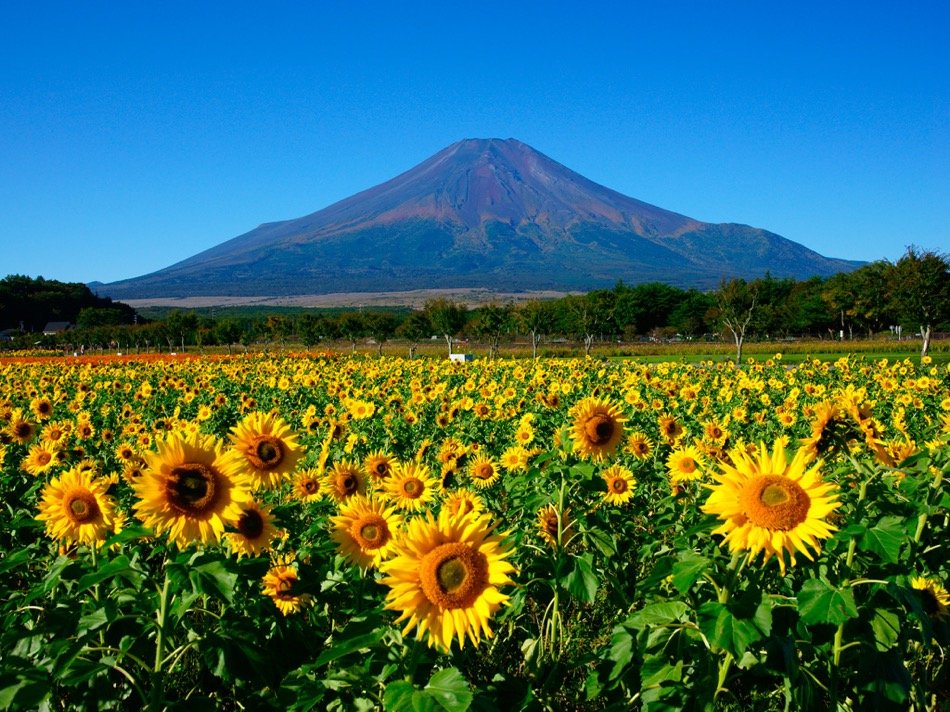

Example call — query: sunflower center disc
[420,542,489,609]
[353,517,388,549]
[67,493,99,523]
[304,480,318,494]
[238,510,265,539]
[741,475,810,530]
[249,436,284,470]
[611,478,627,493]
[402,478,422,497]
[38,452,51,465]
[680,458,696,473]
[475,465,493,480]
[341,475,358,495]
[585,415,614,444]
[169,463,218,513]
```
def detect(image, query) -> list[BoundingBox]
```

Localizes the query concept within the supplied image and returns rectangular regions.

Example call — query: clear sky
[1,1,947,285]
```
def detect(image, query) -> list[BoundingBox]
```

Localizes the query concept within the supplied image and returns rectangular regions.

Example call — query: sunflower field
[1,352,948,711]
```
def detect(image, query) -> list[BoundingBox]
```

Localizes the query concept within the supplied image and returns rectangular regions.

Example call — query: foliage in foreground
[0,353,948,710]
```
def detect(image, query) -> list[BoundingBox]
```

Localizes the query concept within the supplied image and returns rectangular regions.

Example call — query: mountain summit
[97,138,860,298]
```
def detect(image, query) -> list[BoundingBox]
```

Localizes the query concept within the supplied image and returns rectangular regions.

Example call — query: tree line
[2,247,947,358]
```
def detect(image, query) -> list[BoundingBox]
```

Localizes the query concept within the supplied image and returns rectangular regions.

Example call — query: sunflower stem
[151,564,173,710]
[715,651,734,698]
[913,512,928,544]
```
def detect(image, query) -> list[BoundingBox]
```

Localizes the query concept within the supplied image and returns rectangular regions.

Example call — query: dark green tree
[424,298,468,356]
[888,246,950,357]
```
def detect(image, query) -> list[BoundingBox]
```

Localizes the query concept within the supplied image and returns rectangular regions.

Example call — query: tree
[716,278,757,364]
[668,289,715,338]
[563,293,610,356]
[889,246,950,358]
[337,312,366,353]
[213,319,244,355]
[396,310,431,360]
[469,303,512,360]
[424,298,467,356]
[516,300,553,360]
[364,311,399,356]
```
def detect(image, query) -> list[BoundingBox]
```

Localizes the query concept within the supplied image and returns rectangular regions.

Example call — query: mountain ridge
[94,138,861,298]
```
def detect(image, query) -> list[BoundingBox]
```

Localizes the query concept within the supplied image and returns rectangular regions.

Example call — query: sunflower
[537,504,573,548]
[571,398,626,461]
[121,459,146,486]
[330,496,403,570]
[364,450,395,480]
[225,501,282,558]
[229,411,305,489]
[666,445,706,484]
[7,409,37,444]
[114,441,138,463]
[625,432,653,460]
[442,489,484,518]
[262,556,311,615]
[468,455,500,489]
[36,465,117,546]
[499,445,530,473]
[380,509,516,651]
[21,441,61,477]
[292,468,324,502]
[800,401,853,459]
[701,442,840,574]
[383,461,439,512]
[30,396,54,420]
[132,431,252,548]
[602,464,636,505]
[657,414,685,445]
[911,576,950,619]
[325,460,368,502]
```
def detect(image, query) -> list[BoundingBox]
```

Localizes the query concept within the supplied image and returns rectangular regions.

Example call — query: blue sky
[1,2,947,284]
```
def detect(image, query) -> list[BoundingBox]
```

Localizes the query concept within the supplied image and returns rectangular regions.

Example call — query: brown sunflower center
[474,464,494,480]
[338,473,359,496]
[247,435,284,470]
[66,491,100,523]
[401,477,423,498]
[371,461,390,478]
[237,509,265,539]
[610,477,628,493]
[275,574,296,599]
[37,451,52,465]
[584,414,615,444]
[419,542,489,609]
[350,515,389,550]
[167,463,219,515]
[14,423,33,438]
[678,457,696,474]
[739,475,811,530]
[303,479,319,494]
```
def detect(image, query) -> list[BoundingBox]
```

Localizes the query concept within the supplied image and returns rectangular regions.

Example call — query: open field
[1,351,948,709]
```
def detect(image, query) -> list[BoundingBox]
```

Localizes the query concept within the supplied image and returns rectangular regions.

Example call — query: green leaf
[870,608,901,651]
[797,578,859,625]
[624,601,689,629]
[76,555,140,593]
[562,553,599,604]
[606,625,634,681]
[314,628,387,667]
[425,668,472,711]
[0,548,32,575]
[670,551,710,594]
[383,680,422,712]
[859,516,904,564]
[76,605,113,635]
[697,601,769,658]
[189,558,239,604]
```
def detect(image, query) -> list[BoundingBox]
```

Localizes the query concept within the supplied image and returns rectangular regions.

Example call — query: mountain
[95,138,861,298]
